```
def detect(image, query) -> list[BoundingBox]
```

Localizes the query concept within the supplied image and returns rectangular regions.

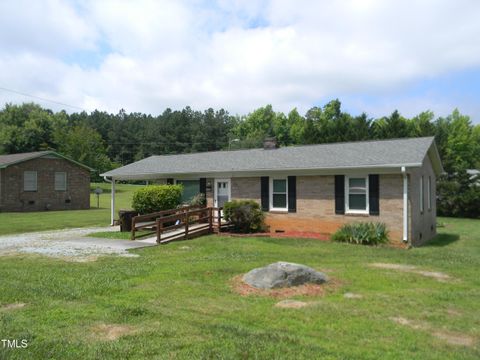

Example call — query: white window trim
[427,176,432,211]
[23,171,37,192]
[420,176,424,214]
[345,175,369,214]
[55,172,67,191]
[269,177,288,212]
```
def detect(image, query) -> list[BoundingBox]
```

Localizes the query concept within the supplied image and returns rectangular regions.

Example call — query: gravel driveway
[0,227,156,262]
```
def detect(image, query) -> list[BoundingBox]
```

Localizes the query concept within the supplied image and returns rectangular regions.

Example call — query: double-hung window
[24,171,37,192]
[55,172,67,191]
[345,176,368,214]
[270,178,288,211]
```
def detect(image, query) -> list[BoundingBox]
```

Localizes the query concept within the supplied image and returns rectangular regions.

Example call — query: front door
[214,179,231,209]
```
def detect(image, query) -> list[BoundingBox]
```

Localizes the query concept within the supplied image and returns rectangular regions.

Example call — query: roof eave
[427,140,445,176]
[0,151,95,172]
[0,152,49,168]
[101,163,423,180]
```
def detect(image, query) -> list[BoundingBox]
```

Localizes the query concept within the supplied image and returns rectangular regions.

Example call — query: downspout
[401,167,408,243]
[103,176,115,226]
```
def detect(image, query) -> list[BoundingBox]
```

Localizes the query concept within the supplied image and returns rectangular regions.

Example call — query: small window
[270,178,288,211]
[55,172,67,191]
[420,176,424,214]
[346,176,368,213]
[427,176,432,211]
[24,171,37,192]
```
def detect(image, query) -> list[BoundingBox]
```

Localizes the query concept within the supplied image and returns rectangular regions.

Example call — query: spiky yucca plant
[331,222,389,245]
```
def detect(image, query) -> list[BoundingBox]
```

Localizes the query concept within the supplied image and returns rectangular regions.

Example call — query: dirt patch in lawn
[91,324,137,341]
[275,300,313,308]
[0,303,26,311]
[343,292,363,299]
[370,263,452,282]
[230,275,340,298]
[390,316,476,347]
[433,331,476,347]
[446,308,462,317]
[390,316,428,330]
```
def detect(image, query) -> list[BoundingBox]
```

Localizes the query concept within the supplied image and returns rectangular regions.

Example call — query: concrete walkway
[0,226,156,262]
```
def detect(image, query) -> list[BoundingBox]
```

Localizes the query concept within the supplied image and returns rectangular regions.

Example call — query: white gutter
[401,167,408,243]
[103,176,115,226]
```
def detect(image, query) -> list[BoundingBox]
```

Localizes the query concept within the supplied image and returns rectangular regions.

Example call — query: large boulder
[242,262,328,289]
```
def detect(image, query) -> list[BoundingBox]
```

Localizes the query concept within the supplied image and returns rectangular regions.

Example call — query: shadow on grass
[424,233,460,247]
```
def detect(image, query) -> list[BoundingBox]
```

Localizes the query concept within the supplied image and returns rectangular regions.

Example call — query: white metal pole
[111,178,116,226]
[402,167,408,242]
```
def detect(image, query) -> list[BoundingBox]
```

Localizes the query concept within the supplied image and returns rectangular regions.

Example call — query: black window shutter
[261,176,269,211]
[335,175,345,215]
[199,178,207,203]
[288,176,296,212]
[369,174,380,215]
[167,178,174,185]
[199,178,206,194]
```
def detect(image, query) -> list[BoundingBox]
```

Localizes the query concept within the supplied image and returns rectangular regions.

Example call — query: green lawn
[0,217,479,359]
[0,183,139,236]
[88,230,152,240]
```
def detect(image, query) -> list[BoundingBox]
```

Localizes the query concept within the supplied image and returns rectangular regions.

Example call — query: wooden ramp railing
[131,205,202,240]
[131,206,227,243]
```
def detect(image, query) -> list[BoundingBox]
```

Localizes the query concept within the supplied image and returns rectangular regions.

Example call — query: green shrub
[189,193,206,207]
[132,185,183,214]
[223,200,265,233]
[331,222,389,245]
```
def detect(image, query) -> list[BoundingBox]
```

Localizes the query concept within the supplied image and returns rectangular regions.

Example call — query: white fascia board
[102,164,422,181]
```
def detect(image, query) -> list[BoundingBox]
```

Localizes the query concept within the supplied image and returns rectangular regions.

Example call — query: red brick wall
[206,175,406,244]
[0,156,91,212]
[263,175,405,244]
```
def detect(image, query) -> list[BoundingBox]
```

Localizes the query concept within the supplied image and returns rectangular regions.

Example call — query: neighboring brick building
[102,137,444,247]
[0,151,92,212]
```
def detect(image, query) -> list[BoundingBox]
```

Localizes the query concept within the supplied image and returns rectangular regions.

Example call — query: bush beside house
[223,200,265,233]
[188,193,207,207]
[132,185,183,214]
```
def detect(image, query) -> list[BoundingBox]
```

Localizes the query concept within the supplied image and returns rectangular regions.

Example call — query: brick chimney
[263,137,278,150]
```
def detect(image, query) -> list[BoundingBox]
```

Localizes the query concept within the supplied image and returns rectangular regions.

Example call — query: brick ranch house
[0,151,92,212]
[102,137,443,247]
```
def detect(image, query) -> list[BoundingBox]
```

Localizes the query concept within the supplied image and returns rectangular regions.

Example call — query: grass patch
[0,183,140,236]
[88,231,153,240]
[0,217,479,358]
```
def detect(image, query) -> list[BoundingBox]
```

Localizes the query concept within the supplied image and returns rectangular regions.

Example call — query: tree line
[0,100,478,217]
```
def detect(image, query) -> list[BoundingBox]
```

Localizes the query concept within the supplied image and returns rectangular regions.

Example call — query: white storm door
[214,179,231,208]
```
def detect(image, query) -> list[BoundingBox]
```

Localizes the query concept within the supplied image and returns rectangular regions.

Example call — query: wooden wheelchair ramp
[131,206,228,244]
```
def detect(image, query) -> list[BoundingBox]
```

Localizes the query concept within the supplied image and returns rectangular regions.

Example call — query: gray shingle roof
[0,151,94,170]
[102,137,440,179]
[0,151,51,168]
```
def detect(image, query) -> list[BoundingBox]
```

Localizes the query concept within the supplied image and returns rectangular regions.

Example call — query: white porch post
[402,167,408,242]
[111,178,116,226]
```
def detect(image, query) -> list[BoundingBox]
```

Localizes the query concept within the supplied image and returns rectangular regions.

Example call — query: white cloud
[0,0,479,119]
[0,0,97,55]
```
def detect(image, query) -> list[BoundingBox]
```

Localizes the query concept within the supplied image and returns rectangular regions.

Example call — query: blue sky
[0,0,479,123]
[340,68,480,120]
